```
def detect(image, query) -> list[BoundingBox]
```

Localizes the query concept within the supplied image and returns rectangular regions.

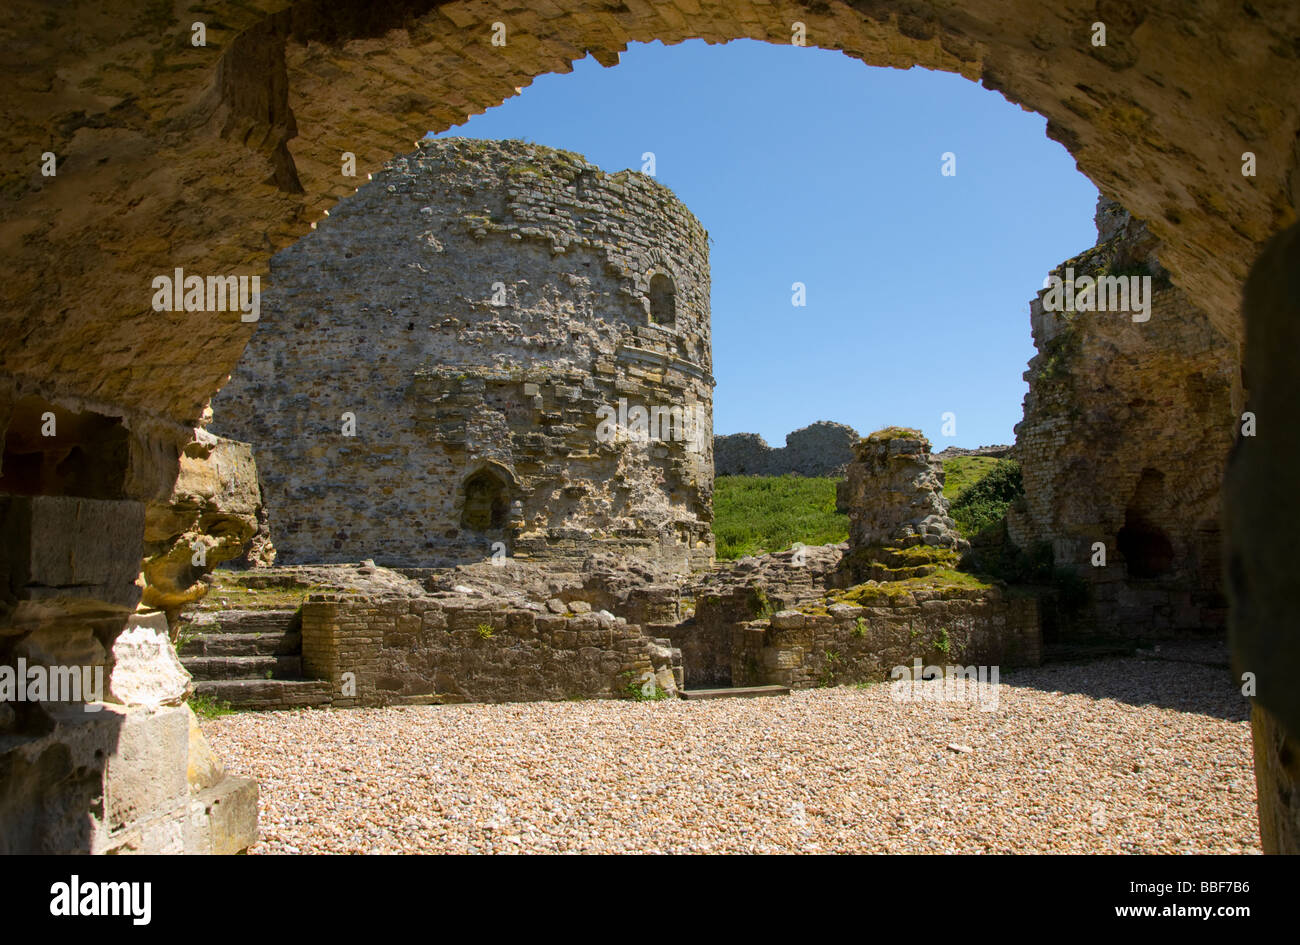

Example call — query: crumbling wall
[754,591,1041,690]
[1010,198,1237,639]
[214,138,713,573]
[837,429,967,578]
[714,421,858,477]
[299,592,682,705]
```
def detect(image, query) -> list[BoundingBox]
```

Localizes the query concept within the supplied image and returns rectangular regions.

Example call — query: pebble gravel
[202,655,1259,854]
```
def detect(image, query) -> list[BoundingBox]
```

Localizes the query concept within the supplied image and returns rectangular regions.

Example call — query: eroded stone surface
[839,429,966,562]
[715,422,858,477]
[213,138,714,572]
[1010,197,1237,639]
[108,612,193,710]
[141,431,273,623]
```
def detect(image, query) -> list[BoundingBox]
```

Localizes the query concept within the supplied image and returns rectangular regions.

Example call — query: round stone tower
[212,138,715,572]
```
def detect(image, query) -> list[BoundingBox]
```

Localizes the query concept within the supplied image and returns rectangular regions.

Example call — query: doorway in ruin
[460,468,511,533]
[1117,468,1175,580]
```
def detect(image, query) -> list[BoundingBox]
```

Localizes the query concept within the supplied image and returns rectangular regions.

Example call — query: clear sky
[428,39,1099,449]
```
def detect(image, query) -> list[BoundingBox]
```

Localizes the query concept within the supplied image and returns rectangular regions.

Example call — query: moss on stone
[864,426,923,443]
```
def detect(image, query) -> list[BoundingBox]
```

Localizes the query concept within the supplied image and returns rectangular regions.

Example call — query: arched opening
[648,272,676,327]
[5,0,1297,856]
[1117,468,1175,579]
[460,469,510,532]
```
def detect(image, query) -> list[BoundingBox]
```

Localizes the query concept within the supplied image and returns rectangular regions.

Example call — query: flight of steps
[178,609,333,710]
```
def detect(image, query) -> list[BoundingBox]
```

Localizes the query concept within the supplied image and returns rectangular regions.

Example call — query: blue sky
[429,39,1099,449]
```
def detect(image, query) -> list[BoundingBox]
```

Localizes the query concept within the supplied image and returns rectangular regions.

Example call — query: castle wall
[714,421,858,477]
[1009,199,1237,639]
[214,139,714,572]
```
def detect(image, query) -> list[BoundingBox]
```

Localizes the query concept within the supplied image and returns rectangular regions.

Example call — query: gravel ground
[203,655,1259,854]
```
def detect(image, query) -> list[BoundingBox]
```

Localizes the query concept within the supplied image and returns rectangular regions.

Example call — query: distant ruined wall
[214,138,714,573]
[1010,197,1237,639]
[714,421,858,477]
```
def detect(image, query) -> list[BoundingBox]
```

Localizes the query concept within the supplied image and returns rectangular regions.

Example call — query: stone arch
[4,0,1300,854]
[458,461,517,533]
[5,0,1294,433]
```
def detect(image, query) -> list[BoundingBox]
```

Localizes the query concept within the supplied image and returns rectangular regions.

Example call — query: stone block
[104,704,190,832]
[108,611,192,709]
[0,495,145,623]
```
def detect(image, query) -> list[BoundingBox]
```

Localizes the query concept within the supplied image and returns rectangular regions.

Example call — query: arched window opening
[648,273,676,327]
[461,470,509,531]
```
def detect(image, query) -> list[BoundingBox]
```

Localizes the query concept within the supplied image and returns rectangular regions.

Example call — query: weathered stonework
[838,429,967,571]
[666,544,1040,690]
[214,138,714,572]
[142,431,274,627]
[300,590,683,706]
[714,421,858,477]
[1010,198,1237,639]
[3,0,1300,854]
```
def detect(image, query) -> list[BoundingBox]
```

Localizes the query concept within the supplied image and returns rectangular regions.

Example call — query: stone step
[179,630,302,657]
[195,678,333,710]
[183,655,302,680]
[678,685,791,700]
[185,608,301,636]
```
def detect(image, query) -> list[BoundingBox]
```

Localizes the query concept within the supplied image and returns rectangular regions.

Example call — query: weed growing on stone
[621,671,670,701]
[189,693,234,719]
[819,650,841,687]
[476,623,495,639]
[935,628,951,655]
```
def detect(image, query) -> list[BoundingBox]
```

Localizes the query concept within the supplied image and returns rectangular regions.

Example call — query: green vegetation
[947,459,1023,539]
[713,475,848,560]
[828,568,994,609]
[475,623,495,640]
[865,426,922,442]
[935,628,951,655]
[818,650,841,687]
[941,455,1001,502]
[621,671,670,702]
[202,569,322,610]
[189,693,234,719]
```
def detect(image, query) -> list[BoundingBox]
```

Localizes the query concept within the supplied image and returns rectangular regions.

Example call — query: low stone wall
[300,594,682,706]
[753,589,1042,690]
[667,549,1042,691]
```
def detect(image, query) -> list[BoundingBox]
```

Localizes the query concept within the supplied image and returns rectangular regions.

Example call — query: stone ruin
[183,143,1040,713]
[714,421,858,477]
[5,0,1300,853]
[1009,196,1238,640]
[837,428,967,574]
[213,138,714,573]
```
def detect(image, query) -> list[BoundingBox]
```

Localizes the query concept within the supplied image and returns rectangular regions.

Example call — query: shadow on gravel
[1000,643,1249,722]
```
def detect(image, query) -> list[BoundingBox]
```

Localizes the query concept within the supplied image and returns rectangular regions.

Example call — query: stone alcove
[460,467,511,533]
